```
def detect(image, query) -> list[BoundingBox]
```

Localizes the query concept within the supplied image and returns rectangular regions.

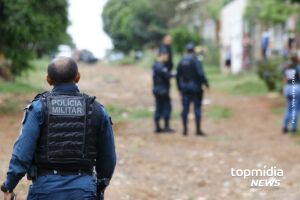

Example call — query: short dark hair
[48,57,78,84]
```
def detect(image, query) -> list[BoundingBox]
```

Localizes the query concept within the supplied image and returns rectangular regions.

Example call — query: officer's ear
[47,75,54,86]
[74,72,80,83]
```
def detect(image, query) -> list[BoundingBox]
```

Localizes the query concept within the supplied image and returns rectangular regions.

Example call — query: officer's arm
[195,60,209,88]
[96,107,117,187]
[3,101,42,192]
[156,65,172,79]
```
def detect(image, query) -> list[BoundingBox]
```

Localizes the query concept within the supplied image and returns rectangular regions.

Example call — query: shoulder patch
[32,91,50,102]
[24,103,33,110]
[22,102,34,124]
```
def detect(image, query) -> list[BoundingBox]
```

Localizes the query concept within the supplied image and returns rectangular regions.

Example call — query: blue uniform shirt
[4,83,117,196]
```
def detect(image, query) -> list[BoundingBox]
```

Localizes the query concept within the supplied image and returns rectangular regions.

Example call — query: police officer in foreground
[176,43,209,136]
[152,49,175,133]
[1,57,116,200]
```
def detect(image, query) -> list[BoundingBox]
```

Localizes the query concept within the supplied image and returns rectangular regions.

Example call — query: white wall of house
[220,0,247,74]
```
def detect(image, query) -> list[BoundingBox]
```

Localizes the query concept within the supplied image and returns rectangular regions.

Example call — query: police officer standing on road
[176,43,209,136]
[1,57,116,200]
[154,34,174,133]
[152,49,175,133]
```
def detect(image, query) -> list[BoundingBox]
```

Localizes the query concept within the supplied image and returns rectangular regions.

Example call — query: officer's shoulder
[92,99,108,116]
[24,92,49,112]
[32,91,51,101]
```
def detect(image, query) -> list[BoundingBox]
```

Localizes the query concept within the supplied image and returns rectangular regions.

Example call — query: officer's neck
[52,82,79,93]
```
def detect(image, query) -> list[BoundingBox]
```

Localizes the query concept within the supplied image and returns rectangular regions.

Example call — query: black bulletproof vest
[34,92,98,170]
[153,62,170,88]
[180,57,201,84]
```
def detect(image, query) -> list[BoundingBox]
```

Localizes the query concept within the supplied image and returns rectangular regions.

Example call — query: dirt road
[1,63,300,200]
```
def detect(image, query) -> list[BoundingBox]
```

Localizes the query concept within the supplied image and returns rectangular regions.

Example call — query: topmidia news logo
[231,166,284,187]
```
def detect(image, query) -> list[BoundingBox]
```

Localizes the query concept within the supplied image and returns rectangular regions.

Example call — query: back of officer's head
[186,43,195,54]
[47,57,79,85]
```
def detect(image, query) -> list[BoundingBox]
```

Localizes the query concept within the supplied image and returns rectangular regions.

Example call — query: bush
[170,27,201,54]
[0,0,69,77]
[202,42,220,67]
[256,58,282,91]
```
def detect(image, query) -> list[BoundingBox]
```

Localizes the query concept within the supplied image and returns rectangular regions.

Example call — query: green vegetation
[105,103,181,122]
[0,98,22,114]
[202,42,220,67]
[103,0,221,53]
[113,56,269,96]
[257,58,282,91]
[105,104,152,122]
[245,0,300,26]
[205,105,233,121]
[0,58,49,114]
[0,0,70,77]
[272,106,284,115]
[0,58,49,94]
[110,50,157,68]
[205,66,269,96]
[0,80,37,94]
[102,0,166,52]
[170,28,201,54]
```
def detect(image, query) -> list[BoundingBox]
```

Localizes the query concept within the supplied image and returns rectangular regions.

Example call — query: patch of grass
[230,80,268,96]
[117,56,137,65]
[106,103,181,122]
[136,51,156,69]
[0,98,21,114]
[0,80,37,94]
[105,104,127,115]
[205,105,232,121]
[23,58,49,90]
[205,66,268,96]
[0,58,49,94]
[272,107,284,115]
[106,104,153,122]
[130,110,153,119]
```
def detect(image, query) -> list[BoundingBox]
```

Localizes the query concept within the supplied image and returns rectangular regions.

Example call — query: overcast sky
[67,0,113,58]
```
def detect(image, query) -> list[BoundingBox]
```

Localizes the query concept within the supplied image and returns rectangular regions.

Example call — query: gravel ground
[1,63,300,200]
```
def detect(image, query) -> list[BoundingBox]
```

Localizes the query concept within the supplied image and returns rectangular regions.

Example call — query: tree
[102,0,167,53]
[170,27,201,53]
[245,0,299,26]
[149,0,182,26]
[169,0,229,43]
[0,0,69,76]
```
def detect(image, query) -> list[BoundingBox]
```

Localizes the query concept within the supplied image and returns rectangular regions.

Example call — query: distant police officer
[159,35,173,72]
[1,57,116,200]
[152,49,175,133]
[176,43,209,136]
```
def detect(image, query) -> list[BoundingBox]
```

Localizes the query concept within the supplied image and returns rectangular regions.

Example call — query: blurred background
[1,0,300,199]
